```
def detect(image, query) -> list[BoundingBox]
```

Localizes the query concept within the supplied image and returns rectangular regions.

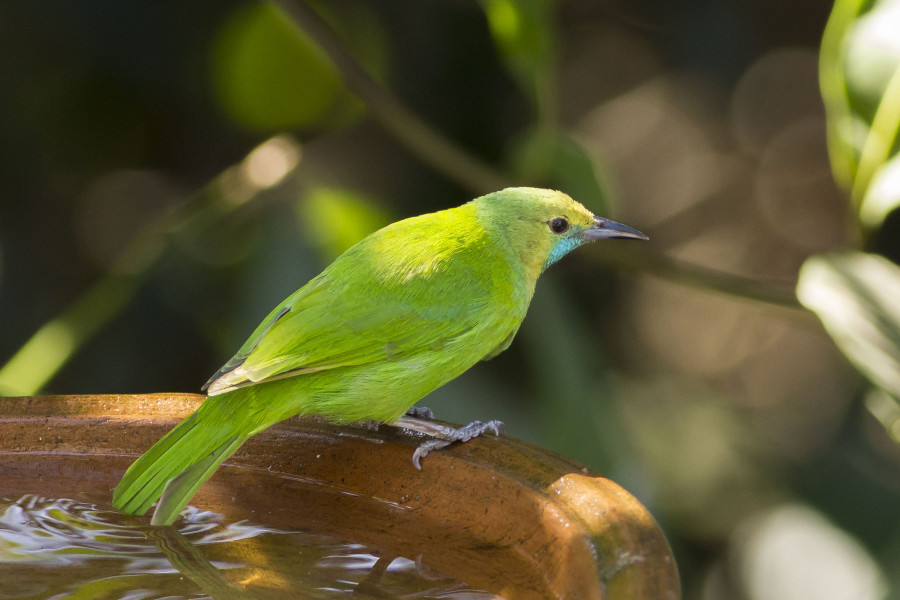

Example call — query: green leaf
[843,0,900,122]
[860,151,900,226]
[797,251,900,400]
[212,3,387,132]
[478,0,557,116]
[820,0,900,226]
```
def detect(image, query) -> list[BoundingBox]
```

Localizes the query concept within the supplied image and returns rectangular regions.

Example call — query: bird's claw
[447,419,506,442]
[410,419,506,470]
[405,406,436,420]
[411,438,451,470]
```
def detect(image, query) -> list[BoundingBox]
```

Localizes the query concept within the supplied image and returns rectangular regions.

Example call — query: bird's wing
[204,244,512,396]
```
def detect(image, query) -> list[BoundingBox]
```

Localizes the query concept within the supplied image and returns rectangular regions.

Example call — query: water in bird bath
[0,490,496,599]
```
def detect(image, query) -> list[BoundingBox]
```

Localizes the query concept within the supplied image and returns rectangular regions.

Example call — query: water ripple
[0,495,497,600]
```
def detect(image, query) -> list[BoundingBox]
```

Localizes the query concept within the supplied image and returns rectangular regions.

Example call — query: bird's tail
[112,400,247,526]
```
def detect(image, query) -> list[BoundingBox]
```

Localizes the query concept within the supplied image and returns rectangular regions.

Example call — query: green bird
[112,187,647,526]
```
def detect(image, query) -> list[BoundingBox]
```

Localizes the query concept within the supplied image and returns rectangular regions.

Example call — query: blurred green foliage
[479,0,556,118]
[213,2,386,131]
[298,186,392,260]
[821,0,900,226]
[509,128,610,213]
[214,3,346,130]
[3,0,900,598]
[805,0,900,442]
[799,252,900,408]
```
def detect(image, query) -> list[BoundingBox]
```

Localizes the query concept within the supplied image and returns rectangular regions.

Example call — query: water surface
[0,494,498,599]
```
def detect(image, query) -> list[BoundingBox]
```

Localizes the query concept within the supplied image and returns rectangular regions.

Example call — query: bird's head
[472,187,648,280]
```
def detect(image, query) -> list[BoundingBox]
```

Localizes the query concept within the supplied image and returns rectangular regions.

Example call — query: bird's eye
[548,217,569,234]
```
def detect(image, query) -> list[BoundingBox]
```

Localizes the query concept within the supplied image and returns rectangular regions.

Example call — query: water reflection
[0,494,497,599]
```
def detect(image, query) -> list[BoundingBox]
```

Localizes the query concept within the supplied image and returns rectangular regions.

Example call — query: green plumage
[112,187,646,525]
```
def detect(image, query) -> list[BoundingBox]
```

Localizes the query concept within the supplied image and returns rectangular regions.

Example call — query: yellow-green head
[471,187,647,283]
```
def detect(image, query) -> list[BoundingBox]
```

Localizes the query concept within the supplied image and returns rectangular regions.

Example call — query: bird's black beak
[581,215,649,241]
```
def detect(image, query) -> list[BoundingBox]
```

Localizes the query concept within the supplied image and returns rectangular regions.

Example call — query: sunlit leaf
[819,0,869,188]
[843,1,900,122]
[797,251,900,401]
[859,151,900,226]
[820,0,900,225]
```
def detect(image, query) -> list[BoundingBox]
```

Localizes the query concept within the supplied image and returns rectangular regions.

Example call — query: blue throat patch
[544,236,584,270]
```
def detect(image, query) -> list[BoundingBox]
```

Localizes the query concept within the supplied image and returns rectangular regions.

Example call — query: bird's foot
[405,406,436,420]
[393,416,505,470]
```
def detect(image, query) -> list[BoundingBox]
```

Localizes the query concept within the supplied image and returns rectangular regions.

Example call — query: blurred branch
[0,137,302,396]
[0,213,180,395]
[0,272,140,396]
[596,244,803,310]
[266,0,512,195]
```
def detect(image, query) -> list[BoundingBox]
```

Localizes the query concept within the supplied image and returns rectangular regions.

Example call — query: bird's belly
[233,340,492,428]
[302,350,482,423]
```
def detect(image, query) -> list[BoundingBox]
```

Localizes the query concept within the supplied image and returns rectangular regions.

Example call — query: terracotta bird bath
[0,393,679,599]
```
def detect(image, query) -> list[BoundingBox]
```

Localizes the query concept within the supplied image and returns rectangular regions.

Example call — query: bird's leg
[404,406,436,420]
[393,416,505,470]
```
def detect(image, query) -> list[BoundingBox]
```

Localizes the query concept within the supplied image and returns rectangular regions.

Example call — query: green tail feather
[151,436,244,526]
[112,403,247,523]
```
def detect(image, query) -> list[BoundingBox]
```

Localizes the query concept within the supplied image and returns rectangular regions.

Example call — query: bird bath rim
[0,393,680,600]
